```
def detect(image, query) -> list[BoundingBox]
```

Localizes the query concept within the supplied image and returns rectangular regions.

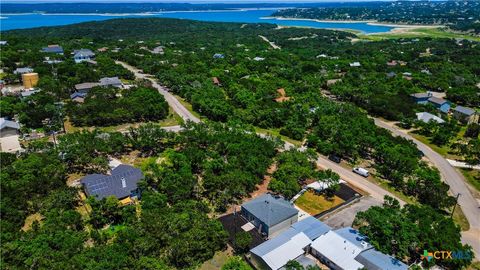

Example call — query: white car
[353,167,369,177]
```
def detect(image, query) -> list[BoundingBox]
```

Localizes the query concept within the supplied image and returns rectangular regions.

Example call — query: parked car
[353,167,369,177]
[328,154,341,163]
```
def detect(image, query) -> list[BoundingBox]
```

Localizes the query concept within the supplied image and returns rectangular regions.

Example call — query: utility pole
[450,193,461,219]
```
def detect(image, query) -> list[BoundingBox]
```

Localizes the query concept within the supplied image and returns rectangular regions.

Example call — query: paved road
[374,118,480,258]
[116,61,200,123]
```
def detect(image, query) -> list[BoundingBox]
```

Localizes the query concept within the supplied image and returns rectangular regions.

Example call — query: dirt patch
[295,190,345,216]
[22,213,44,232]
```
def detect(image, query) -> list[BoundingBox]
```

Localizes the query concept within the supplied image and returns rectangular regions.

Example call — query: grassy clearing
[461,169,480,193]
[360,27,480,42]
[452,204,470,231]
[295,190,345,215]
[409,132,464,160]
[468,261,480,270]
[254,127,303,147]
[198,250,232,270]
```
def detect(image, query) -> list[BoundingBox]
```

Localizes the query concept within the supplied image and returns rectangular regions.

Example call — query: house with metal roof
[13,67,33,75]
[80,164,143,200]
[75,82,100,93]
[241,193,298,238]
[249,217,331,270]
[41,45,64,54]
[416,112,445,124]
[355,249,408,270]
[453,106,478,124]
[213,53,225,59]
[311,227,408,270]
[99,77,123,88]
[0,118,22,153]
[73,49,95,63]
[410,92,432,104]
[427,97,451,113]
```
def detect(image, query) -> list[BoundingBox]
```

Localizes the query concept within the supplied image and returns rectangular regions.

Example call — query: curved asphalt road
[374,118,480,258]
[119,61,479,259]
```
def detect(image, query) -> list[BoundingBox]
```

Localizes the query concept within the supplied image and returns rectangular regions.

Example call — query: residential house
[386,60,398,66]
[41,45,64,54]
[349,62,361,67]
[311,227,407,270]
[75,82,100,93]
[0,118,22,153]
[80,164,143,201]
[43,57,63,64]
[213,53,225,59]
[386,72,396,78]
[428,97,451,113]
[0,41,7,46]
[453,106,479,124]
[253,56,265,61]
[410,92,432,104]
[13,67,33,75]
[249,217,331,270]
[70,92,87,103]
[416,112,445,124]
[241,193,298,238]
[152,46,164,54]
[99,77,123,88]
[73,49,95,63]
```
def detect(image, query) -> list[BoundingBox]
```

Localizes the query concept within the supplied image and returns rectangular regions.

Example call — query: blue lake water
[0,10,394,34]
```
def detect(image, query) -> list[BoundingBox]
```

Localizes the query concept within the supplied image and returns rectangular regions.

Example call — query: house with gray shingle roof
[241,193,298,238]
[410,92,432,104]
[80,164,143,200]
[73,49,95,63]
[453,106,478,124]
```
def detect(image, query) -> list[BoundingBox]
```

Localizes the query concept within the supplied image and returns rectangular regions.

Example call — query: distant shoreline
[268,16,443,33]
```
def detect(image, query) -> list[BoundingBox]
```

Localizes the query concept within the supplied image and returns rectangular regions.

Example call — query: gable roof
[70,92,88,99]
[80,164,143,200]
[73,49,95,58]
[454,106,475,116]
[0,118,20,130]
[428,96,448,105]
[250,217,329,270]
[416,112,445,124]
[355,249,408,270]
[99,77,122,87]
[242,193,298,227]
[14,67,33,74]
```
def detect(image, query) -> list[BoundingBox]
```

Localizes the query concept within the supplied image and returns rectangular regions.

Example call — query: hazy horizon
[1,0,395,3]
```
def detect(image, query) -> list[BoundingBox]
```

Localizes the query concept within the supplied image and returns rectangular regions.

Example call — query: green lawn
[460,169,480,193]
[295,190,345,215]
[254,127,303,147]
[198,250,231,270]
[452,204,470,231]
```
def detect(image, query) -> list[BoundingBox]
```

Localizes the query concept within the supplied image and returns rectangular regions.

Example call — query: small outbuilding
[73,49,95,63]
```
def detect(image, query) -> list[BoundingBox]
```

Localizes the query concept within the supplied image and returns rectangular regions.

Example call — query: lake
[0,9,394,34]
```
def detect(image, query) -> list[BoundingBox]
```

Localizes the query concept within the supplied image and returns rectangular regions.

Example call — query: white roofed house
[248,217,331,270]
[416,112,445,124]
[0,118,22,153]
[73,49,95,63]
[13,67,33,75]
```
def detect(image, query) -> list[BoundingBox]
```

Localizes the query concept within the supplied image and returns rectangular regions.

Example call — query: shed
[241,193,298,238]
[99,77,122,88]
